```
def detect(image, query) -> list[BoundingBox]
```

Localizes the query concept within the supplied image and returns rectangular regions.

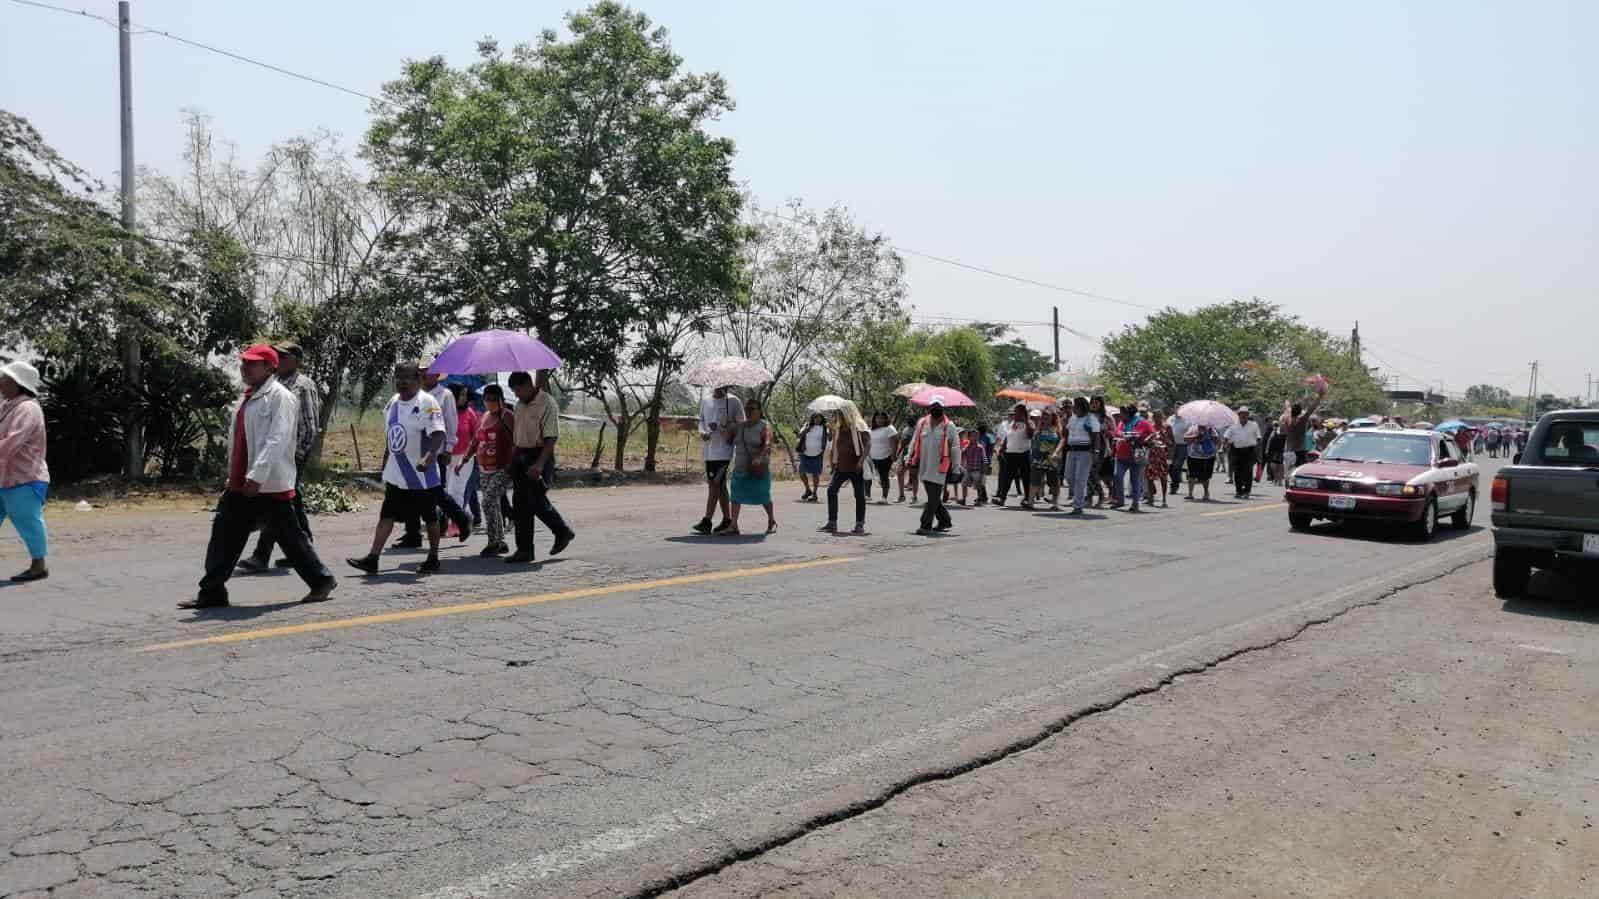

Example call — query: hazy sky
[4,0,1595,401]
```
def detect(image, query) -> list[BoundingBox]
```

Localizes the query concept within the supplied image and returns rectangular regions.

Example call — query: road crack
[623,552,1488,898]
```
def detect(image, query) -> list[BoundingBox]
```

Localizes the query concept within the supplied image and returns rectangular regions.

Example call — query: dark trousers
[250,472,310,561]
[511,448,571,555]
[920,479,952,530]
[826,470,866,525]
[200,491,331,601]
[871,458,893,498]
[1231,447,1256,495]
[1170,444,1188,489]
[404,453,467,535]
[996,451,1030,501]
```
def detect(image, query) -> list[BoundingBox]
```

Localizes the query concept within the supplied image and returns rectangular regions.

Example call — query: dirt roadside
[667,561,1599,899]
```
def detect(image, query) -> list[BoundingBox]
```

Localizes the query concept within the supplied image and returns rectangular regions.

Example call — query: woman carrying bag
[728,398,778,536]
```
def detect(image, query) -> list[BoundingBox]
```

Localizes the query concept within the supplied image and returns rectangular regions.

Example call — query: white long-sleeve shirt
[429,383,458,453]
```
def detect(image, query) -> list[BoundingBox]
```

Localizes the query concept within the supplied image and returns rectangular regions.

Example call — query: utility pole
[1051,306,1061,369]
[119,0,143,478]
[1526,361,1538,424]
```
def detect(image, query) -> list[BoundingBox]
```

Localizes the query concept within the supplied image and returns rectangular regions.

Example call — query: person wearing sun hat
[0,360,51,581]
[185,344,336,609]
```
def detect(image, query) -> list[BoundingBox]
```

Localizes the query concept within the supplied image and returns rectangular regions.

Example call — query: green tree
[919,327,997,414]
[1101,299,1293,407]
[1465,384,1514,408]
[366,2,744,385]
[972,322,1054,387]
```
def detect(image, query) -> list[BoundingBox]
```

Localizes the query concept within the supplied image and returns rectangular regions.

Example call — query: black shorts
[380,483,439,521]
[705,459,730,483]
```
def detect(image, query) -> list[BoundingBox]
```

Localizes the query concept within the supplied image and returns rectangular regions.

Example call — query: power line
[7,0,386,105]
[7,0,122,29]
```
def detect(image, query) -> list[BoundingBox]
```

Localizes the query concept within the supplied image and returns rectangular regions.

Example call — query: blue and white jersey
[381,391,445,490]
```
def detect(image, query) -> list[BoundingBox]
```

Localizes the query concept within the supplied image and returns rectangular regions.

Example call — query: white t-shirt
[429,383,458,451]
[383,391,446,490]
[1065,413,1100,446]
[1000,420,1032,453]
[1225,420,1262,448]
[801,427,826,456]
[869,426,898,460]
[699,394,743,462]
[1168,415,1189,446]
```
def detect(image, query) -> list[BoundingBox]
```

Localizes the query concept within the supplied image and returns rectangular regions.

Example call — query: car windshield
[1534,421,1599,467]
[1320,432,1432,466]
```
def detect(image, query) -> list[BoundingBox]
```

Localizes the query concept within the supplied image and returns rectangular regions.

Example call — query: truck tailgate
[1505,467,1599,532]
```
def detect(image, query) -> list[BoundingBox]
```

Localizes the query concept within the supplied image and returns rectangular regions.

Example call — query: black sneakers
[346,555,379,575]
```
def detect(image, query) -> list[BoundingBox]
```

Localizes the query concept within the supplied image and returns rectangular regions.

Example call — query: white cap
[928,394,946,406]
[0,360,41,395]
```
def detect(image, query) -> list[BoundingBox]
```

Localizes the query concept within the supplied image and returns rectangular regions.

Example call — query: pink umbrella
[428,329,562,374]
[909,386,976,407]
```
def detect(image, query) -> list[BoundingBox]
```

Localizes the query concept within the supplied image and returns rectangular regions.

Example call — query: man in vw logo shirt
[347,363,452,575]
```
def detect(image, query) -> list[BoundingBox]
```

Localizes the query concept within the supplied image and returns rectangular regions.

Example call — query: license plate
[1584,534,1599,557]
[1329,496,1357,511]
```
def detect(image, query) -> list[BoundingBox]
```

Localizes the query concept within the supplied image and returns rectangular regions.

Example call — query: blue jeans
[1114,458,1146,509]
[0,481,49,558]
[1065,448,1095,511]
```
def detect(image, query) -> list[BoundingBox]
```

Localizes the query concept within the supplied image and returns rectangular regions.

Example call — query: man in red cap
[183,344,335,609]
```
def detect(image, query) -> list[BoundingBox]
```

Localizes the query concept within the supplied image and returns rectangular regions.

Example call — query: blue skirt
[730,471,772,505]
[798,454,823,476]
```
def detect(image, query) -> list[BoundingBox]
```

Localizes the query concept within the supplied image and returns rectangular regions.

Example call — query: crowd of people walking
[0,336,1536,606]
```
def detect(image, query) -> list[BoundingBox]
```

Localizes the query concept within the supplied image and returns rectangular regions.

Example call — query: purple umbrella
[428,330,562,375]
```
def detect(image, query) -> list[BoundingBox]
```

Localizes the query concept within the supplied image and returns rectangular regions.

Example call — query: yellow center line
[1200,501,1285,518]
[140,556,860,652]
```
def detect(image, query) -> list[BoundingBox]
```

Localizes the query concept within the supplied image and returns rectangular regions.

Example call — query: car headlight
[1290,476,1318,489]
[1375,483,1419,496]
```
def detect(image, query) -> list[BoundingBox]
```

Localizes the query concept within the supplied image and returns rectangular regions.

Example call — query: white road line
[1515,643,1571,655]
[419,536,1490,899]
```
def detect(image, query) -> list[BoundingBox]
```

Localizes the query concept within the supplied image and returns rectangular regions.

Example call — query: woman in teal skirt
[728,398,777,535]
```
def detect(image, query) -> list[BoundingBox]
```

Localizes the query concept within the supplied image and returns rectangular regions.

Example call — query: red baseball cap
[239,344,279,366]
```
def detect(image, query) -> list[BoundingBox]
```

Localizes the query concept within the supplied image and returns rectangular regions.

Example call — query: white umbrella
[892,381,931,398]
[682,356,774,388]
[1175,399,1240,431]
[807,394,851,413]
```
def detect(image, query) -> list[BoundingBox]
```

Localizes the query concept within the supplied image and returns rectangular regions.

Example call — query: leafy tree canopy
[366,1,744,384]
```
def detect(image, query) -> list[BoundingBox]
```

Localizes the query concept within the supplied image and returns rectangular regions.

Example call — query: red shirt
[226,388,295,500]
[476,409,513,473]
[1113,417,1156,461]
[454,406,480,456]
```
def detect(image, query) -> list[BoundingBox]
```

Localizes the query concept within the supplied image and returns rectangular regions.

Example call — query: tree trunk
[612,419,630,471]
[589,423,606,469]
[643,399,663,472]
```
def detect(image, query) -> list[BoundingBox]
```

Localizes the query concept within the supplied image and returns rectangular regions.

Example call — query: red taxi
[1284,428,1479,540]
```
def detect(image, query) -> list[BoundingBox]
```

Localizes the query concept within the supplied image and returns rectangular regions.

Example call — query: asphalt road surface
[3,458,1580,898]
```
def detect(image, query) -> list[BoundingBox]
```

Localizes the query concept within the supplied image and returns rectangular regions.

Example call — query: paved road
[0,465,1525,897]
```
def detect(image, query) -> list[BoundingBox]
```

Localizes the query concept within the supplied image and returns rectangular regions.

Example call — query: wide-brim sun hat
[0,360,41,395]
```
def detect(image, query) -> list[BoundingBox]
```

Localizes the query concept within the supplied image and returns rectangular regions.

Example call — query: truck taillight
[1491,476,1508,512]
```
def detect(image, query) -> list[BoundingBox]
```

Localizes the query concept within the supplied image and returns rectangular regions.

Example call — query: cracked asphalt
[3,463,1577,898]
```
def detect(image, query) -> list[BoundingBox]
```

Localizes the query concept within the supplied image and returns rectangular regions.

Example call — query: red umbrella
[909,386,976,407]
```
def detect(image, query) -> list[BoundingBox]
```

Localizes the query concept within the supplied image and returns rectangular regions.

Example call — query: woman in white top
[867,411,899,504]
[796,413,829,502]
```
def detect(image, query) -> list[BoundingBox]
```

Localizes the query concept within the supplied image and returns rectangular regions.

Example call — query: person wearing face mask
[908,397,961,535]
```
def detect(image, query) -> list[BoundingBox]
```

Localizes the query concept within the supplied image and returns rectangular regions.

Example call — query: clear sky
[4,0,1595,401]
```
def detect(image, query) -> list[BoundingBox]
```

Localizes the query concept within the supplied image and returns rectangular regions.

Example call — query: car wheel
[1288,511,1313,531]
[1451,491,1475,530]
[1409,497,1438,542]
[1493,549,1531,598]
